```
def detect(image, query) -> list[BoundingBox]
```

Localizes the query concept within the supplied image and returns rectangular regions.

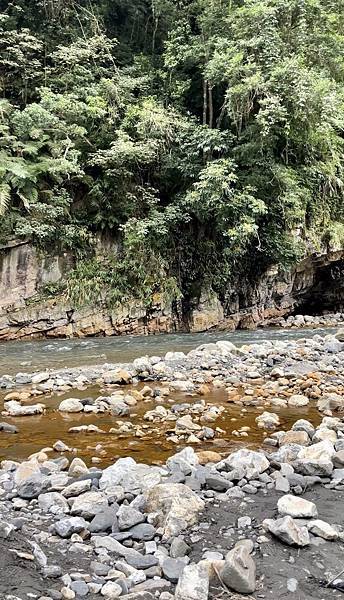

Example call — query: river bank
[1,329,344,599]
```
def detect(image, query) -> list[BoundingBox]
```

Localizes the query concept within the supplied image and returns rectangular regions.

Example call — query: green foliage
[1,0,344,309]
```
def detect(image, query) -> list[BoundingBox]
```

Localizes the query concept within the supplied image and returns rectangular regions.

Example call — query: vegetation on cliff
[1,0,344,308]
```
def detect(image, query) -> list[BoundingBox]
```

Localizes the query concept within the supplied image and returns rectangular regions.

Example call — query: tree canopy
[1,0,344,307]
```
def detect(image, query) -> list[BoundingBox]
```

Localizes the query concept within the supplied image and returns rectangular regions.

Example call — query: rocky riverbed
[1,328,344,599]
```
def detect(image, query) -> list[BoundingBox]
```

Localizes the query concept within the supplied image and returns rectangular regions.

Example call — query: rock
[0,521,15,539]
[38,492,69,514]
[62,480,92,498]
[175,416,201,433]
[220,449,269,479]
[68,458,89,478]
[287,578,298,592]
[145,483,204,538]
[170,537,190,558]
[70,491,108,519]
[0,422,18,434]
[333,450,344,467]
[17,473,46,499]
[58,398,84,412]
[263,516,310,546]
[196,451,222,464]
[53,440,70,452]
[89,506,118,533]
[277,495,317,518]
[166,447,199,475]
[308,520,339,540]
[288,394,309,407]
[61,587,76,599]
[174,562,209,600]
[101,582,122,599]
[313,427,337,443]
[70,581,89,597]
[297,440,335,461]
[205,474,233,491]
[280,431,309,446]
[55,517,88,538]
[128,523,156,541]
[317,393,344,412]
[4,401,45,416]
[99,457,162,493]
[117,505,145,530]
[292,419,315,436]
[103,369,132,384]
[162,557,187,582]
[220,540,256,594]
[335,328,344,342]
[93,536,158,570]
[255,411,280,429]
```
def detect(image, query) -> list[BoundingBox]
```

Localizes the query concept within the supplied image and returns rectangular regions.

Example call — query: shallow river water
[0,326,336,466]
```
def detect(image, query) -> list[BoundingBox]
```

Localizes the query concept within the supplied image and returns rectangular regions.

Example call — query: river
[0,326,337,375]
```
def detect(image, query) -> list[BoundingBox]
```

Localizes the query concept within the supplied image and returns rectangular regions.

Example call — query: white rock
[308,520,339,540]
[58,399,84,413]
[145,483,204,539]
[287,394,309,407]
[99,457,162,493]
[263,516,310,546]
[174,562,209,600]
[277,495,317,518]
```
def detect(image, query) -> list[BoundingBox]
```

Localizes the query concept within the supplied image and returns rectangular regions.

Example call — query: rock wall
[0,241,343,341]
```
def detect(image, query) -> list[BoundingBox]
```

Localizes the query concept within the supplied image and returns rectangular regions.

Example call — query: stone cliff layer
[0,241,343,340]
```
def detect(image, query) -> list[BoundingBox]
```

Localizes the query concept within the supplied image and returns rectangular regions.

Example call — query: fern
[0,183,11,216]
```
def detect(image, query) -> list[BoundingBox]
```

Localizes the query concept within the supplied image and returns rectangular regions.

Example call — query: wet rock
[58,398,84,413]
[145,483,204,538]
[0,422,18,434]
[255,411,280,429]
[277,494,317,518]
[4,401,45,416]
[263,515,310,546]
[174,562,209,600]
[287,394,309,407]
[220,539,256,594]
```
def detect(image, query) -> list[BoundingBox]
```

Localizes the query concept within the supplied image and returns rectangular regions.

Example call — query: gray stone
[0,521,15,539]
[205,474,233,491]
[17,474,46,499]
[170,536,190,558]
[263,516,310,546]
[162,558,187,583]
[0,422,18,434]
[277,494,317,518]
[71,581,89,597]
[220,539,256,594]
[101,581,122,598]
[55,516,88,538]
[117,504,145,530]
[62,480,92,498]
[38,492,69,514]
[89,506,118,533]
[42,565,63,578]
[128,523,156,541]
[70,491,108,519]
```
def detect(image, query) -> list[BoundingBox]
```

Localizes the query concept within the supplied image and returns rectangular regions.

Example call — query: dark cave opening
[291,259,344,316]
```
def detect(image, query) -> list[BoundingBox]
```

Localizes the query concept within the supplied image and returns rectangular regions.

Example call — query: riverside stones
[174,562,209,600]
[307,520,339,540]
[220,539,256,594]
[99,457,162,493]
[219,449,269,479]
[58,398,84,413]
[277,495,318,518]
[145,483,204,538]
[263,516,310,546]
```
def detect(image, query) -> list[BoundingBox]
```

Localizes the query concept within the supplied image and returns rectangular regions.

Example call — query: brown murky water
[0,382,324,466]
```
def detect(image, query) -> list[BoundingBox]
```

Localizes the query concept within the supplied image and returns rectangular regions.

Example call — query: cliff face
[0,241,343,341]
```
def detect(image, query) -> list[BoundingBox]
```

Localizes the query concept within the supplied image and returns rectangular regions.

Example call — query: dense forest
[1,0,344,311]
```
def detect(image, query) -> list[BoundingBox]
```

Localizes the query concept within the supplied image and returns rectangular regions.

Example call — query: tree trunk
[208,83,214,128]
[203,78,208,125]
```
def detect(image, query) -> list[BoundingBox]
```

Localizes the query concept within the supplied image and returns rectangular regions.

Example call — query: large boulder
[277,495,317,518]
[219,449,269,479]
[263,516,310,547]
[220,540,256,594]
[99,457,162,494]
[166,448,199,474]
[145,483,204,539]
